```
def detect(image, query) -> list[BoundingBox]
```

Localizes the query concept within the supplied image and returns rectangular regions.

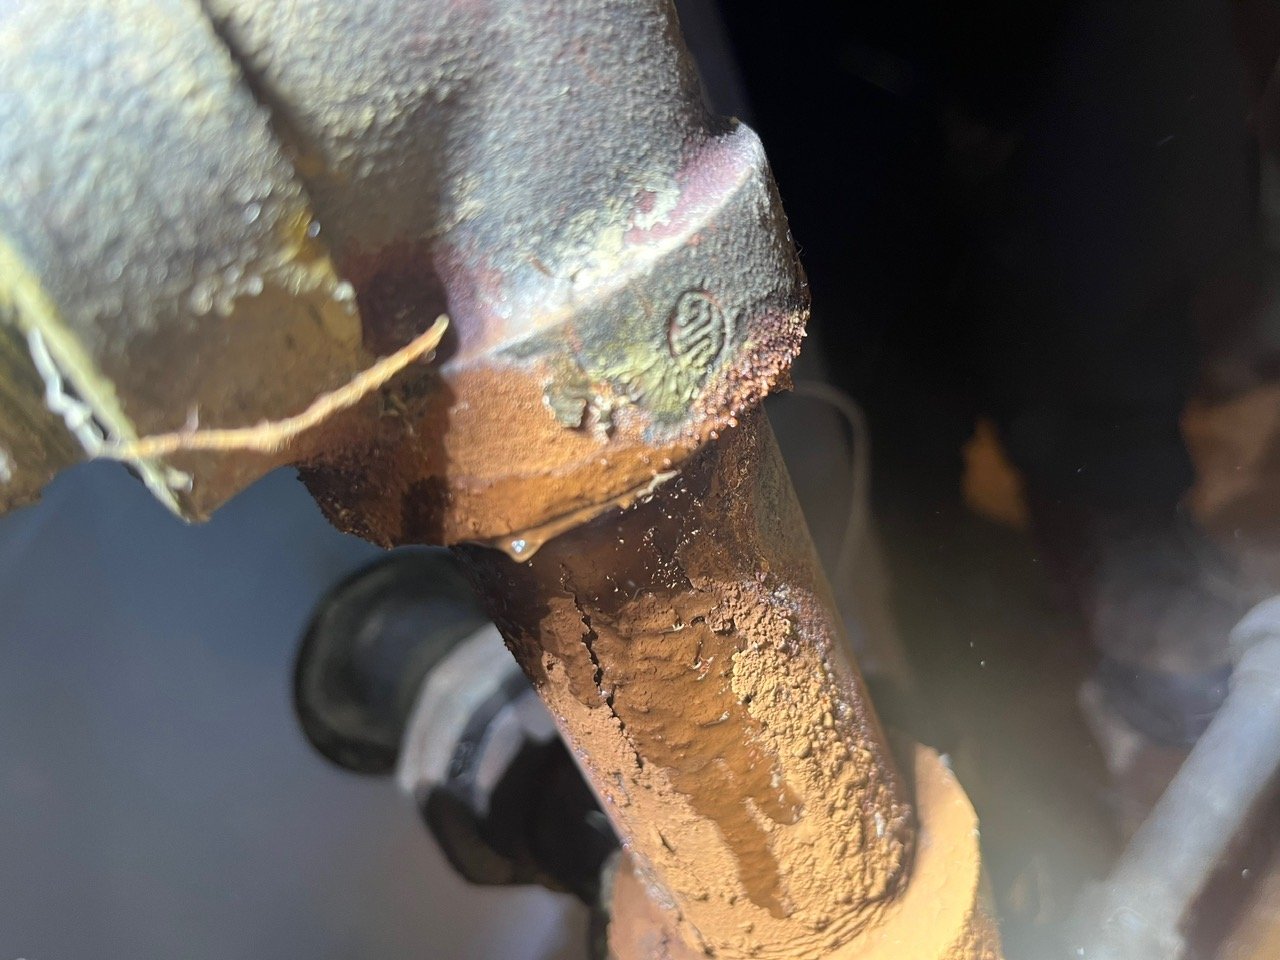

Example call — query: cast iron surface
[0,0,807,544]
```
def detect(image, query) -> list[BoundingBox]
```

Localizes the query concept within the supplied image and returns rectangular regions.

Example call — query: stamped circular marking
[667,289,728,372]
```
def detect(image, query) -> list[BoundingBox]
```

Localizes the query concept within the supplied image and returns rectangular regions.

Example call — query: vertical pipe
[457,408,914,959]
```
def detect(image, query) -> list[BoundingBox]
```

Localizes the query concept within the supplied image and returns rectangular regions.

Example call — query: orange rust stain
[458,409,916,959]
[572,585,802,917]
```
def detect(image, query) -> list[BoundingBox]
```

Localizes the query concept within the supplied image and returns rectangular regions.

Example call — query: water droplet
[242,202,262,225]
[511,538,527,556]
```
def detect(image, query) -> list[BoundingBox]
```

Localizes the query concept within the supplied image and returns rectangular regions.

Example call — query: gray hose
[1072,596,1280,959]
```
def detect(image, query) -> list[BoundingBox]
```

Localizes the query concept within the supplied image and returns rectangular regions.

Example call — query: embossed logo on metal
[667,289,728,372]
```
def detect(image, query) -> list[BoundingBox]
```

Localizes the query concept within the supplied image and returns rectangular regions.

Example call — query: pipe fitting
[0,0,806,543]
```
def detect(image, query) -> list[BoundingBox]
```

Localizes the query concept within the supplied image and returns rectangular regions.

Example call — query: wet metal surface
[459,410,916,958]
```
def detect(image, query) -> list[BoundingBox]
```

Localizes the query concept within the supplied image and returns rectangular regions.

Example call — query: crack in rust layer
[457,407,914,959]
[567,561,801,918]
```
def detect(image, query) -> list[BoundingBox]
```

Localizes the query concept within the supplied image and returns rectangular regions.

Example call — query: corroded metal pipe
[0,0,805,537]
[0,4,1000,957]
[459,408,997,960]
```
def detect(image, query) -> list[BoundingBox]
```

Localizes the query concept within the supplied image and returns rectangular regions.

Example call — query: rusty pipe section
[0,5,998,957]
[0,0,805,543]
[458,408,913,956]
[458,408,996,960]
[235,0,809,547]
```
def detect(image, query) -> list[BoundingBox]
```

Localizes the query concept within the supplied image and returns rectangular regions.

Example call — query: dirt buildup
[605,749,1003,960]
[458,407,914,959]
